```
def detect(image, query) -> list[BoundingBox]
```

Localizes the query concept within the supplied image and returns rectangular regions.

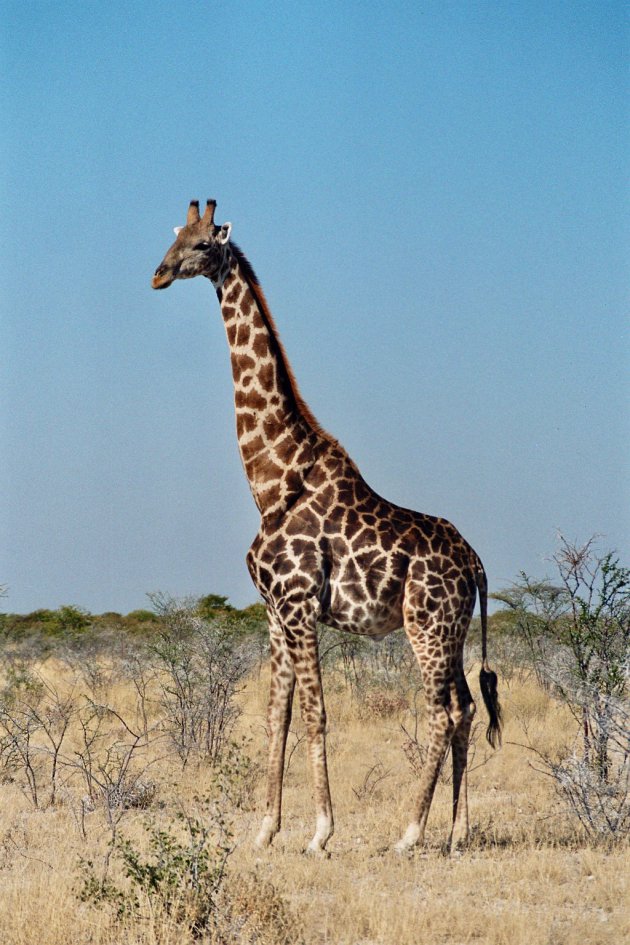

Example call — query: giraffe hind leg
[395,610,470,853]
[394,695,454,853]
[395,673,475,854]
[449,662,476,850]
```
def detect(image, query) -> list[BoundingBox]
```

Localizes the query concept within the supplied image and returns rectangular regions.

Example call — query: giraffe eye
[193,241,211,251]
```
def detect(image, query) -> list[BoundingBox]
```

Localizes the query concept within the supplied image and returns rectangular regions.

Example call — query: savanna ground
[0,596,627,945]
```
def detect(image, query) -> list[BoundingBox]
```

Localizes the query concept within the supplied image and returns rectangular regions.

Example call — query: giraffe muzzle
[152,265,176,289]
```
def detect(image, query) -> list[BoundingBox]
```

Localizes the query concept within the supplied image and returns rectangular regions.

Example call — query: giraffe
[152,199,502,856]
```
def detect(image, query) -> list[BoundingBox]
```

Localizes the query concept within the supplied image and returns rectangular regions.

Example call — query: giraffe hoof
[394,823,422,855]
[392,842,414,858]
[448,831,470,855]
[254,830,275,849]
[303,844,330,859]
[448,839,468,857]
[254,816,279,849]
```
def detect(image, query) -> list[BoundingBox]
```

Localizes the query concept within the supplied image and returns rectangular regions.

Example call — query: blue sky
[1,1,628,614]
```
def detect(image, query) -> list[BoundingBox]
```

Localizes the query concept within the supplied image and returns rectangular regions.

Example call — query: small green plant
[79,792,233,936]
[76,746,257,936]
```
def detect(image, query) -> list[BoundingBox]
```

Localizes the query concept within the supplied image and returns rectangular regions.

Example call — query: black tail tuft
[475,564,502,749]
[479,666,502,748]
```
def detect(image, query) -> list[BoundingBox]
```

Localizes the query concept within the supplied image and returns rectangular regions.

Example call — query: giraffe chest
[322,542,406,636]
[247,522,407,638]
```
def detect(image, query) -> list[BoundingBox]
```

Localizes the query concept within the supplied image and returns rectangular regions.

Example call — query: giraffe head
[152,199,232,290]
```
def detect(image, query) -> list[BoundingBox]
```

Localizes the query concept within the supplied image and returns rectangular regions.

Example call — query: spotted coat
[152,200,501,855]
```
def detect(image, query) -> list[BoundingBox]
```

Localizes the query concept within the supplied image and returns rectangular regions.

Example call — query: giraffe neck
[216,251,332,519]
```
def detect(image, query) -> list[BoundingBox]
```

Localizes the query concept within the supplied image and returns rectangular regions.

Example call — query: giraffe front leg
[299,676,334,856]
[279,604,334,855]
[257,589,333,855]
[255,618,295,849]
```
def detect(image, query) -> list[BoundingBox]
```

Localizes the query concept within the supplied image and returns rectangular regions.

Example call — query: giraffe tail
[475,565,502,748]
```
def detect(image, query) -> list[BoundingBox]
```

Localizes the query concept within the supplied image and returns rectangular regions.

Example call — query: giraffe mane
[230,243,338,446]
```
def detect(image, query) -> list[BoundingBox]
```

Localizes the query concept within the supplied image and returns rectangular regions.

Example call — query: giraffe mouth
[152,266,177,289]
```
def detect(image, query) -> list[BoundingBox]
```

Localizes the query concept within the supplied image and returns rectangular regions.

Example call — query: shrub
[357,689,409,720]
[148,594,254,766]
[496,536,629,838]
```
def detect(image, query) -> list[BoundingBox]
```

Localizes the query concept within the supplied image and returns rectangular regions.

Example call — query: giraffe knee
[427,704,455,739]
[450,699,476,731]
[303,709,326,738]
[299,697,326,735]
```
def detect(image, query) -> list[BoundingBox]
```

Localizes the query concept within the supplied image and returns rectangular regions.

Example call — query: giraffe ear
[173,226,183,236]
[217,222,232,245]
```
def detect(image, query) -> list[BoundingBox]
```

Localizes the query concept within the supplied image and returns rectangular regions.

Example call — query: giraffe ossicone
[152,200,502,855]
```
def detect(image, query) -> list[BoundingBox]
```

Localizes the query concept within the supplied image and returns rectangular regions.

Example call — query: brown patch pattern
[151,205,500,855]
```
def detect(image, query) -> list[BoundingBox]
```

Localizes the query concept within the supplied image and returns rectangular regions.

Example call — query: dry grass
[0,655,627,945]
